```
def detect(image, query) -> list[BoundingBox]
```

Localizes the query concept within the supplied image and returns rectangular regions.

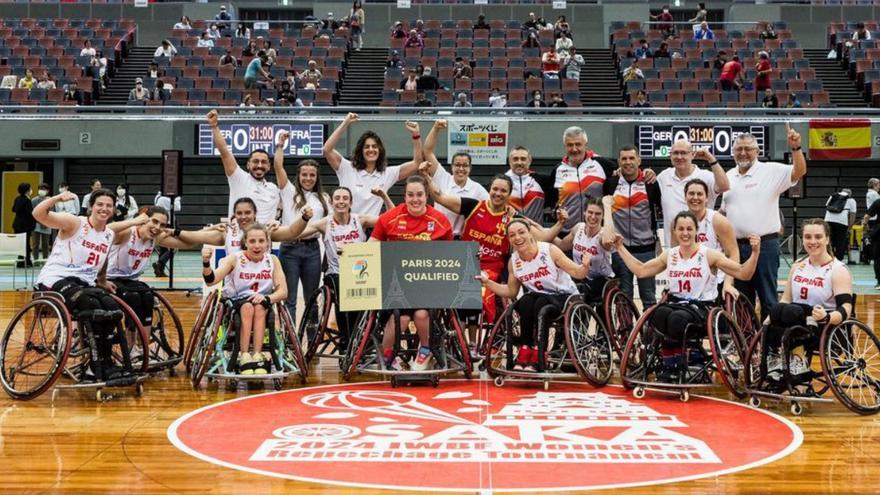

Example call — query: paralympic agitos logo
[169,381,802,492]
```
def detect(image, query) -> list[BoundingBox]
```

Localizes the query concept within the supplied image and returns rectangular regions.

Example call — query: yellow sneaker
[239,352,255,376]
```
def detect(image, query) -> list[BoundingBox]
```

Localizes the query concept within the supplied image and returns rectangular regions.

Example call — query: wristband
[174,227,182,237]
[261,298,272,308]
[708,160,719,166]
[791,146,802,152]
[202,261,211,268]
[411,134,420,140]
[203,271,215,283]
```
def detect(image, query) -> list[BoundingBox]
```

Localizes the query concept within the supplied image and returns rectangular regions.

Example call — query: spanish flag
[808,119,872,160]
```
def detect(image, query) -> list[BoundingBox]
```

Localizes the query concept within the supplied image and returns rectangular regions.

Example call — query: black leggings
[111,278,154,326]
[650,300,711,347]
[766,302,815,349]
[513,292,569,346]
[578,277,608,304]
[49,277,121,317]
[326,273,358,345]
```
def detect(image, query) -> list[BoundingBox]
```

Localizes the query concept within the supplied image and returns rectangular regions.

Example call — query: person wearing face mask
[31,183,53,261]
[114,184,138,221]
[720,126,806,321]
[128,77,149,102]
[54,182,80,218]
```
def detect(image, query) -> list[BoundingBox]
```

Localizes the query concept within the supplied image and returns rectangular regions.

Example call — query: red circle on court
[168,381,801,492]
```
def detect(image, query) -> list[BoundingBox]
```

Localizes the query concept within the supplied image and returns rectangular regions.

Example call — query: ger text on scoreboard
[636,125,769,159]
[197,123,325,157]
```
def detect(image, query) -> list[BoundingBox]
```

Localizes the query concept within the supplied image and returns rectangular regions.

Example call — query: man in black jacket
[416,67,441,91]
[12,182,35,267]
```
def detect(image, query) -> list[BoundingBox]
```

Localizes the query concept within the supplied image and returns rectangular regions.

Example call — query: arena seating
[828,21,880,105]
[141,21,349,106]
[612,21,829,107]
[382,19,581,107]
[0,18,135,106]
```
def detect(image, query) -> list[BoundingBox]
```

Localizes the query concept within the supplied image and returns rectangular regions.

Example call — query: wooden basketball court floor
[0,290,878,494]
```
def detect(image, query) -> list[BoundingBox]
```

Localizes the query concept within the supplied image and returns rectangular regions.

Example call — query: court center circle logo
[168,381,802,492]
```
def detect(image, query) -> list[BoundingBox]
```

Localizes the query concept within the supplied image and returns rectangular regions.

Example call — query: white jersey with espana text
[791,258,846,311]
[223,251,275,299]
[696,209,720,251]
[512,241,578,295]
[571,224,614,279]
[667,244,717,302]
[225,218,242,255]
[107,226,155,280]
[37,217,115,287]
[324,215,367,275]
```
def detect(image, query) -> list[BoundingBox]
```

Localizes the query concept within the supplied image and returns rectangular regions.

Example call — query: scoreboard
[636,124,769,159]
[196,123,325,157]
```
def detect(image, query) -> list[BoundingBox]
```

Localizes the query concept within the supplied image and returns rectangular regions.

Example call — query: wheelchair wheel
[278,304,308,383]
[725,292,760,350]
[149,291,185,371]
[820,320,880,415]
[564,302,614,386]
[437,309,473,379]
[0,298,73,400]
[743,326,766,391]
[184,290,219,372]
[707,307,747,398]
[190,303,225,389]
[481,303,516,373]
[604,287,641,356]
[619,304,664,389]
[298,286,332,364]
[342,310,377,381]
[110,294,151,373]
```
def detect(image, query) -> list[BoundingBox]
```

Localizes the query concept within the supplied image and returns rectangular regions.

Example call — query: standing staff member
[506,146,555,225]
[721,126,806,320]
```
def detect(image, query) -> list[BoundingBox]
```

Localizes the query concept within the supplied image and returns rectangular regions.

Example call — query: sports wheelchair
[297,276,358,366]
[114,286,184,374]
[619,293,749,402]
[0,291,150,401]
[188,296,307,391]
[341,308,473,387]
[743,298,880,416]
[481,293,616,390]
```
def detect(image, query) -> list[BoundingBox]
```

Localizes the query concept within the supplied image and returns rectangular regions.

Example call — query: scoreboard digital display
[196,123,325,157]
[636,125,769,159]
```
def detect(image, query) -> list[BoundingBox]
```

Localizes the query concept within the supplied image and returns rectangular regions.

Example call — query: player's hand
[693,148,716,163]
[749,234,761,253]
[206,222,227,233]
[610,233,624,249]
[722,283,739,299]
[405,120,420,135]
[343,112,358,125]
[434,119,448,130]
[580,252,592,268]
[56,191,76,202]
[275,130,289,148]
[98,280,116,294]
[201,246,213,263]
[301,207,314,222]
[812,305,827,322]
[418,160,432,176]
[250,293,266,305]
[370,187,387,197]
[265,220,281,231]
[207,109,219,128]
[133,213,149,225]
[785,122,802,150]
[556,208,569,224]
[478,270,489,285]
[642,168,657,183]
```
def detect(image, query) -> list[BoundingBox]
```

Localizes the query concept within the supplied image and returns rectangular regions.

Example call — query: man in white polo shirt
[656,139,730,247]
[721,128,806,320]
[422,119,488,237]
[208,110,281,224]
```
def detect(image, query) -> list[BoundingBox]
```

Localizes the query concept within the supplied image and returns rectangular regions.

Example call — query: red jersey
[461,199,513,266]
[371,203,453,242]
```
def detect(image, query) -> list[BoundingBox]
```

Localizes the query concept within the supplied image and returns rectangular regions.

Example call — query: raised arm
[611,233,668,278]
[693,148,730,194]
[421,119,447,177]
[712,234,760,281]
[480,259,522,299]
[108,213,148,234]
[397,120,423,180]
[554,224,578,251]
[549,243,590,280]
[786,123,806,182]
[323,112,359,171]
[33,192,81,236]
[203,251,236,287]
[531,207,569,242]
[270,208,312,241]
[371,187,395,211]
[274,130,290,189]
[714,213,740,295]
[176,223,226,247]
[207,109,240,177]
[297,217,330,239]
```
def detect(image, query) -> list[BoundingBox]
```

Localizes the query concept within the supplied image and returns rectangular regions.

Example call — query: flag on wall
[808,119,872,160]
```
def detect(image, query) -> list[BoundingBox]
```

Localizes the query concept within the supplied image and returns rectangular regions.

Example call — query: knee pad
[770,303,806,328]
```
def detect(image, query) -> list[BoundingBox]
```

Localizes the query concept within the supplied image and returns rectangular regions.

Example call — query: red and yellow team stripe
[808,119,871,160]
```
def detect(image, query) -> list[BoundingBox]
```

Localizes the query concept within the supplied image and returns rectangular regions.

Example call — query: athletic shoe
[389,356,407,371]
[129,346,144,366]
[659,349,682,382]
[411,346,434,371]
[766,352,784,382]
[383,348,396,370]
[788,355,811,382]
[875,284,880,291]
[254,351,270,375]
[239,352,255,376]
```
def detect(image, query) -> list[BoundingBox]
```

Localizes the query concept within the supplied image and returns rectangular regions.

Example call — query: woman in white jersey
[555,198,615,302]
[679,178,739,299]
[613,211,760,375]
[296,187,378,348]
[201,223,288,375]
[480,219,591,371]
[766,218,853,381]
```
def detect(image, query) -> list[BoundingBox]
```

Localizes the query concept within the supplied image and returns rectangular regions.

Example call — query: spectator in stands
[562,46,585,80]
[711,50,727,70]
[151,80,169,103]
[824,188,857,261]
[474,14,490,31]
[693,21,714,40]
[219,49,238,67]
[214,5,232,31]
[128,77,149,102]
[762,88,778,108]
[350,0,365,50]
[760,24,777,41]
[64,81,83,105]
[243,40,258,58]
[114,184,138,221]
[688,3,708,24]
[520,32,539,50]
[80,40,96,58]
[542,46,561,76]
[12,182,34,267]
[417,66,441,91]
[322,12,340,31]
[755,51,772,91]
[235,23,251,39]
[94,50,109,84]
[631,90,651,107]
[81,179,102,215]
[556,32,573,58]
[277,80,295,102]
[453,92,472,109]
[36,73,55,90]
[244,51,273,89]
[523,12,539,32]
[31,183,51,262]
[207,23,222,40]
[17,69,35,90]
[651,5,675,38]
[549,93,567,108]
[405,29,424,48]
[154,39,178,59]
[633,39,652,59]
[148,62,160,79]
[239,94,256,113]
[173,15,192,31]
[537,17,553,31]
[414,92,432,111]
[415,64,426,77]
[400,68,419,91]
[654,42,671,58]
[391,21,407,39]
[853,22,872,42]
[489,88,507,108]
[413,19,425,35]
[262,40,277,66]
[622,59,644,82]
[719,55,743,91]
[198,32,215,48]
[386,50,404,71]
[554,15,571,39]
[527,90,546,109]
[298,60,323,88]
[453,57,472,79]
